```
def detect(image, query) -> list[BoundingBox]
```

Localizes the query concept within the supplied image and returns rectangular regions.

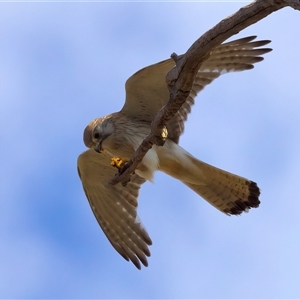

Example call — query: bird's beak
[94,140,104,153]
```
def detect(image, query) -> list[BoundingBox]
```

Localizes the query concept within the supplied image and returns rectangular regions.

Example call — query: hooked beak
[94,140,104,153]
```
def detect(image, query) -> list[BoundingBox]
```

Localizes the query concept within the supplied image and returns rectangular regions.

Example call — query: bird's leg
[111,157,131,186]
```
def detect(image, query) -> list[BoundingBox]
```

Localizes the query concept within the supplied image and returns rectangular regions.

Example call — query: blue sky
[1,2,300,298]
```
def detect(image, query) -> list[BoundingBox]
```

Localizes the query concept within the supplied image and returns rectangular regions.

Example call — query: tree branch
[109,0,299,186]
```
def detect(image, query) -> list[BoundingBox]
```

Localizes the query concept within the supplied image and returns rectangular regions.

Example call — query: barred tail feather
[158,141,260,215]
[183,164,260,215]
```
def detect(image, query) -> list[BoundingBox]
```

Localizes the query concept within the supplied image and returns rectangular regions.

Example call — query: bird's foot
[111,157,131,186]
[155,125,168,146]
[111,157,128,170]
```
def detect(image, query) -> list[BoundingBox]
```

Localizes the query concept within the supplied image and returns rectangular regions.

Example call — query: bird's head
[83,116,114,153]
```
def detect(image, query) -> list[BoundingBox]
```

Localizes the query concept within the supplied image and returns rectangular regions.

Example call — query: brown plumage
[77,36,271,269]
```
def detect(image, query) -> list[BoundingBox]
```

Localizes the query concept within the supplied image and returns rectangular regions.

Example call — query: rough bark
[109,0,300,186]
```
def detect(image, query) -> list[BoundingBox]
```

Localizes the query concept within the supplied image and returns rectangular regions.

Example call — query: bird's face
[83,116,114,153]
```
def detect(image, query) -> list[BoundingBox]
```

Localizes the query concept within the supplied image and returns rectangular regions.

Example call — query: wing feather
[77,149,151,269]
[121,35,272,143]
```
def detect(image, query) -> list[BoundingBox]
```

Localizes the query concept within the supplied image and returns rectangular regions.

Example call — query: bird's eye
[93,132,100,139]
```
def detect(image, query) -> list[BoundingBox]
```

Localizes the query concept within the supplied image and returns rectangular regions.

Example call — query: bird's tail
[157,141,260,215]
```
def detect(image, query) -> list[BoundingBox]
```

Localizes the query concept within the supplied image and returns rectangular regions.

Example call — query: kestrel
[77,36,272,269]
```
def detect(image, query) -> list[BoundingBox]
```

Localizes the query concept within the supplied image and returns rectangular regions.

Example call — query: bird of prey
[77,36,272,269]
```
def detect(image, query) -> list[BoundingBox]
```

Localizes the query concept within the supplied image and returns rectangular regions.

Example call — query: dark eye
[93,132,100,139]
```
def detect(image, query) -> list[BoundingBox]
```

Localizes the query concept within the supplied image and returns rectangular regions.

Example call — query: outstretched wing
[121,36,272,143]
[77,149,151,269]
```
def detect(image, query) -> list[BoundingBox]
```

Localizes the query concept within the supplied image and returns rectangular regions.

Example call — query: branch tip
[171,52,180,63]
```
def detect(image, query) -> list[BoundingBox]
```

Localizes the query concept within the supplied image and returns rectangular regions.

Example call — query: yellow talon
[111,157,128,170]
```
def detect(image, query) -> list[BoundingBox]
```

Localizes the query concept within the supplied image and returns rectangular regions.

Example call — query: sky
[1,1,300,299]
